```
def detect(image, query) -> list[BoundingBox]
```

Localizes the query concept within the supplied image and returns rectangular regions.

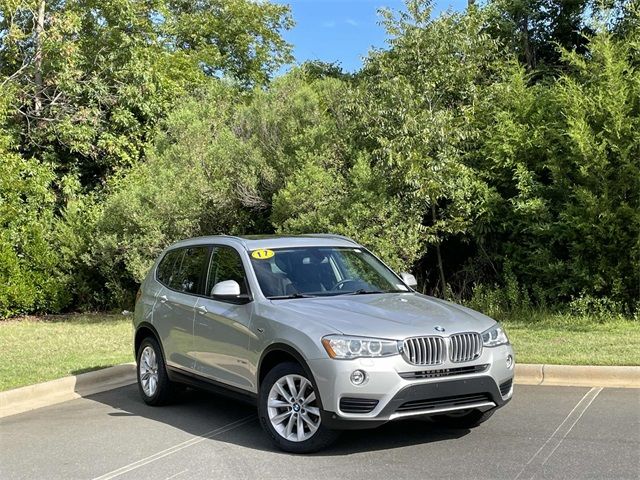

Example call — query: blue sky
[273,0,469,73]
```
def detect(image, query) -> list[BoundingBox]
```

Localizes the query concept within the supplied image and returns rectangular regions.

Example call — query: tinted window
[169,247,209,294]
[207,246,248,296]
[157,249,181,286]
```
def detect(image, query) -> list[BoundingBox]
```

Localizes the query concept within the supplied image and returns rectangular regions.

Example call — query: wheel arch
[258,343,324,409]
[134,322,164,360]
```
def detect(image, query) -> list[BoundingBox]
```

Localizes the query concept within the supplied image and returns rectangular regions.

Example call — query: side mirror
[211,280,241,298]
[400,272,418,289]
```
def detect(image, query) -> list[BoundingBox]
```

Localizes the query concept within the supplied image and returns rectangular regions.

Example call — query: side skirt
[167,365,257,407]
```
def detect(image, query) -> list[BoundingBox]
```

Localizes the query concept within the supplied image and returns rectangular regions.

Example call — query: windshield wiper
[340,289,409,296]
[345,289,385,295]
[268,293,317,300]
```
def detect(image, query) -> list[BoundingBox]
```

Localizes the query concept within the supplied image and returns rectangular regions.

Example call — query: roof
[167,234,360,251]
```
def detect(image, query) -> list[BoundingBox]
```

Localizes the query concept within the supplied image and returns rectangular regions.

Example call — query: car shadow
[85,384,471,456]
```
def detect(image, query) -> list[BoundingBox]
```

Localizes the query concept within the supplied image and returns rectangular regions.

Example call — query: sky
[273,0,470,73]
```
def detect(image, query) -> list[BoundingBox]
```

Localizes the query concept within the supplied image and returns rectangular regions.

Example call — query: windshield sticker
[251,249,275,260]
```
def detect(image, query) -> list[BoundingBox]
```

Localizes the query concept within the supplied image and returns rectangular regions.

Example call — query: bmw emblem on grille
[434,326,445,332]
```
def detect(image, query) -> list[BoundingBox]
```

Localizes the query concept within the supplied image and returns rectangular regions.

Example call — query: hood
[272,292,496,339]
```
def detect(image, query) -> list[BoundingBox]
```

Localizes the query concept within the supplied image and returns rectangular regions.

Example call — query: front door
[193,245,256,391]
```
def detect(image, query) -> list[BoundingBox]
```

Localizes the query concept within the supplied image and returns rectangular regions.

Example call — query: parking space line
[514,387,603,480]
[164,469,189,479]
[92,415,256,480]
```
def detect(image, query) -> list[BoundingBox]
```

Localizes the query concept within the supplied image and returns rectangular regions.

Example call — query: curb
[0,363,136,419]
[1,362,638,419]
[514,364,640,388]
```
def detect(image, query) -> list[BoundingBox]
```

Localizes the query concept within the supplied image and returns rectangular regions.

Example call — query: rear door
[193,245,256,391]
[153,246,210,371]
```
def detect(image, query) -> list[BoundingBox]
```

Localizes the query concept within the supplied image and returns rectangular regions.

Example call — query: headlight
[482,323,509,347]
[321,335,399,359]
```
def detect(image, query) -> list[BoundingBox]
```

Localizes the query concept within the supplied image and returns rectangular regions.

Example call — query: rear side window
[157,249,182,286]
[157,246,210,295]
[207,246,248,296]
[170,246,210,294]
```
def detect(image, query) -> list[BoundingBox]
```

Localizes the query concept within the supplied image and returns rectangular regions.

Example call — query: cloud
[322,21,337,28]
[345,18,359,27]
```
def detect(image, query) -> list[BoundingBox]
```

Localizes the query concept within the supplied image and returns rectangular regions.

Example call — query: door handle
[196,305,208,315]
[159,295,168,304]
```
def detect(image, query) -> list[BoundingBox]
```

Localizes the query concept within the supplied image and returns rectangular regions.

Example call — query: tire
[432,408,495,428]
[258,362,340,453]
[136,336,179,406]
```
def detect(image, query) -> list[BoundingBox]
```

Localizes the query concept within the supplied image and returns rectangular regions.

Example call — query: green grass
[0,313,133,391]
[501,312,640,366]
[0,310,638,392]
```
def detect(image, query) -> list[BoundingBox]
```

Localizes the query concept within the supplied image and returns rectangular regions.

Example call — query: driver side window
[207,246,249,296]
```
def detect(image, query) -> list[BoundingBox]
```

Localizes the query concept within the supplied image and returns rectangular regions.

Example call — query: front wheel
[258,362,340,453]
[432,408,495,428]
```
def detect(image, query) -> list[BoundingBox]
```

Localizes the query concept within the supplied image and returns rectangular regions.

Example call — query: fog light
[350,369,366,385]
[506,354,514,369]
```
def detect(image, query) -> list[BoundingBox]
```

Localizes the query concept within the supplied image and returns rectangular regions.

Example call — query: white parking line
[165,469,189,479]
[92,415,256,480]
[514,387,603,480]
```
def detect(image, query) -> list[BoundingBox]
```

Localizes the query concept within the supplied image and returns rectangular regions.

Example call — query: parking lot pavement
[1,384,638,480]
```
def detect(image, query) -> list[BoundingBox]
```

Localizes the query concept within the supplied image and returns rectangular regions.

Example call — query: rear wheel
[258,362,340,453]
[432,408,495,428]
[136,336,178,406]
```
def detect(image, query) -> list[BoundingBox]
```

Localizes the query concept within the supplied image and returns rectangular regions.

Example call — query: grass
[0,310,637,391]
[501,311,640,366]
[0,313,133,391]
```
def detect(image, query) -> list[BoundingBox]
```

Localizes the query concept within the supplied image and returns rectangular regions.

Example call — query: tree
[486,0,594,71]
[470,27,640,309]
[0,83,68,316]
[0,0,293,186]
[351,2,503,293]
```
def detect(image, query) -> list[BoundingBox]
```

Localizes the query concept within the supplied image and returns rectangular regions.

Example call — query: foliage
[0,0,292,185]
[0,0,638,317]
[470,28,640,309]
[0,84,69,316]
[272,155,424,272]
[485,0,594,71]
[351,2,505,290]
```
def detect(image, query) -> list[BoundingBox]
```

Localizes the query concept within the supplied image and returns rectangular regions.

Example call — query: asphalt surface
[1,384,638,480]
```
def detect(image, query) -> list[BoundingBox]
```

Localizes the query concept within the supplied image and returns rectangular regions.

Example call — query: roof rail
[304,233,359,245]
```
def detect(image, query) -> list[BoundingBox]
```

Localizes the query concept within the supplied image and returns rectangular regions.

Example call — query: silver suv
[134,234,514,452]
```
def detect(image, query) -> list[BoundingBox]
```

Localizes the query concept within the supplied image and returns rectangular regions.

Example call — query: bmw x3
[134,234,514,452]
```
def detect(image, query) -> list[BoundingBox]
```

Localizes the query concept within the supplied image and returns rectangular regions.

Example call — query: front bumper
[309,343,514,430]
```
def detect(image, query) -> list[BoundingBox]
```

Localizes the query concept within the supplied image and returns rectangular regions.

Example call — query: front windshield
[249,247,410,299]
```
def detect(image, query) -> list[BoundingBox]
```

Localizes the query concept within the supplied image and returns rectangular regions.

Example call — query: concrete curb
[515,364,640,388]
[1,362,638,419]
[0,363,136,419]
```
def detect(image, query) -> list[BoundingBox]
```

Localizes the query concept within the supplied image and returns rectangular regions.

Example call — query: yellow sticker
[251,249,275,260]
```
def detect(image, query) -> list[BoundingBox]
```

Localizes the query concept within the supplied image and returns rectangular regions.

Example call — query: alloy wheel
[139,345,159,397]
[267,374,321,442]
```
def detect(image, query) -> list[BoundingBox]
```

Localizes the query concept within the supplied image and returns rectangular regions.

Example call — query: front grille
[396,393,492,413]
[339,397,379,414]
[450,332,483,363]
[399,364,489,380]
[402,336,445,365]
[499,379,513,396]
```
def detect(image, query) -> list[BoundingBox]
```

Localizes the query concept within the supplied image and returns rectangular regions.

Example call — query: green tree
[350,2,503,292]
[486,0,594,71]
[0,0,292,185]
[470,28,640,309]
[0,83,68,316]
